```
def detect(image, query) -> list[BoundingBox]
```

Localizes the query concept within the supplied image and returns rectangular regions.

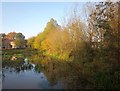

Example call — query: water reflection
[3,53,89,89]
[2,54,64,89]
[11,55,17,61]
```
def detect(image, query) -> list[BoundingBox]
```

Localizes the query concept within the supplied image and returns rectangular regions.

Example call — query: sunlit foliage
[27,2,120,89]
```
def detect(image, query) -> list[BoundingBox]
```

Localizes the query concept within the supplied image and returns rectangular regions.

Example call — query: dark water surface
[2,58,64,89]
[2,49,120,89]
[2,49,88,89]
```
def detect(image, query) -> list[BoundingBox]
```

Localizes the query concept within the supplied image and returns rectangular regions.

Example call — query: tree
[4,32,17,39]
[0,33,6,39]
[27,36,35,48]
[15,33,25,39]
[89,2,119,63]
[34,18,60,50]
[0,33,6,48]
[14,33,25,48]
[14,39,25,48]
[44,18,59,34]
[34,33,45,49]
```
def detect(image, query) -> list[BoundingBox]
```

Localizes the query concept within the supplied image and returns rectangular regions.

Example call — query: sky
[1,0,118,39]
[2,2,82,39]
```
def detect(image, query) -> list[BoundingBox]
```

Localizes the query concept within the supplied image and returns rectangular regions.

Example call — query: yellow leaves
[27,36,35,48]
[41,38,50,51]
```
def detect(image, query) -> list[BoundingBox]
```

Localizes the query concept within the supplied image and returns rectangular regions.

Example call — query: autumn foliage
[27,2,120,89]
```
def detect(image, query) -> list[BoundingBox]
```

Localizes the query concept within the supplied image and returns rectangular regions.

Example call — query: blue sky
[2,2,85,39]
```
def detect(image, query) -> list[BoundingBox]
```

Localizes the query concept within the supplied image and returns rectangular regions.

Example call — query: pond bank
[2,48,120,89]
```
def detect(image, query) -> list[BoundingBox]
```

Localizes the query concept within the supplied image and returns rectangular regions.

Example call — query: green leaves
[27,36,35,48]
[15,33,25,39]
[14,33,25,48]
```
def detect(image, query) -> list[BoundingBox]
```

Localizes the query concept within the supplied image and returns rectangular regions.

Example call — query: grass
[2,48,38,61]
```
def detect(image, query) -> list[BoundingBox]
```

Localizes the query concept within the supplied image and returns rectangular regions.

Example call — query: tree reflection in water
[15,58,33,73]
[3,56,34,73]
[2,53,93,89]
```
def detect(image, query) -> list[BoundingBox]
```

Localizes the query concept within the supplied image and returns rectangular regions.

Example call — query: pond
[2,50,85,89]
[3,49,119,89]
[2,57,65,89]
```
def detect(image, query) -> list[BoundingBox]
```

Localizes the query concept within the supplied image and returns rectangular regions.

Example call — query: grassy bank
[2,48,38,60]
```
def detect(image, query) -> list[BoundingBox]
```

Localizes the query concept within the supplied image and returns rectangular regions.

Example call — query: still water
[2,52,86,89]
[2,57,64,89]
